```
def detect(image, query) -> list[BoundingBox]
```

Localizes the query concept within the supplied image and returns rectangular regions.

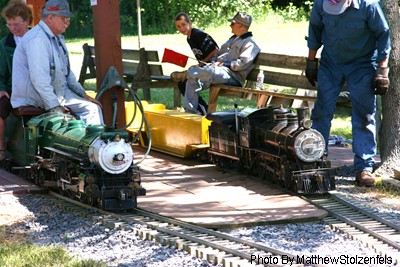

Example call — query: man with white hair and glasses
[12,0,103,125]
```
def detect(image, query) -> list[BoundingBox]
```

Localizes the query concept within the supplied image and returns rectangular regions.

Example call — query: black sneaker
[170,71,187,83]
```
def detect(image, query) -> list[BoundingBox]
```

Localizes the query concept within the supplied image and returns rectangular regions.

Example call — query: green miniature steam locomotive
[6,107,146,210]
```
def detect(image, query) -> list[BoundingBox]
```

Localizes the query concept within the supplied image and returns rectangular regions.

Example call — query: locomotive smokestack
[296,108,307,124]
[296,107,312,129]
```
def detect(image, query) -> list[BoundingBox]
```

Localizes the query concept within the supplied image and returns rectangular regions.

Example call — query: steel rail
[305,193,400,263]
[46,191,327,267]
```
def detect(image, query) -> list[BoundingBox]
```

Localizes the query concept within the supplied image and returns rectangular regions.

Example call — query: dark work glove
[305,59,318,86]
[49,106,66,114]
[374,67,390,95]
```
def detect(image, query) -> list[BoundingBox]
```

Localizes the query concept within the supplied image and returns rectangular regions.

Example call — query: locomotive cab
[6,106,47,166]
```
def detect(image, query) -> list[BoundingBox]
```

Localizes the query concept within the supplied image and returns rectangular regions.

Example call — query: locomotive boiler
[206,106,335,194]
[6,109,146,210]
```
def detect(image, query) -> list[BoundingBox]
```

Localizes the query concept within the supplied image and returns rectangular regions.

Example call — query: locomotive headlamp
[301,119,313,129]
[114,153,125,161]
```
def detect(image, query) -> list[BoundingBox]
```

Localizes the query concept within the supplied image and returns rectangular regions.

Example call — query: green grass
[0,227,106,267]
[66,15,309,56]
[67,16,309,77]
[331,115,352,140]
[67,18,312,124]
[68,16,351,139]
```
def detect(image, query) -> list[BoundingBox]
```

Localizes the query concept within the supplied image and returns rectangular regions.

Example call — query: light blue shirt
[11,20,85,110]
[308,0,391,65]
[211,32,260,86]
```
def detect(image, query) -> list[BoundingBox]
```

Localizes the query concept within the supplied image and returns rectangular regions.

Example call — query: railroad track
[306,192,400,264]
[37,188,400,266]
[43,192,323,267]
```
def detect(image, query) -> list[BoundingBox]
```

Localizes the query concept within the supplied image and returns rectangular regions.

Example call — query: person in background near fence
[0,0,32,161]
[183,12,260,115]
[11,0,103,126]
[170,12,219,115]
[305,0,391,186]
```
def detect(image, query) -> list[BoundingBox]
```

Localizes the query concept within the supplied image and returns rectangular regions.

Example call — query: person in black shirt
[171,12,219,115]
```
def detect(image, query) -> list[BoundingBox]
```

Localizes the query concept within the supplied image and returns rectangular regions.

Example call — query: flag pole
[136,0,142,48]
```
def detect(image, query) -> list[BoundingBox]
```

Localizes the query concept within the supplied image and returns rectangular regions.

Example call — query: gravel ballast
[1,187,398,267]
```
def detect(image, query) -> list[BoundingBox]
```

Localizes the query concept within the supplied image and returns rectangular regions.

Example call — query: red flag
[161,48,189,68]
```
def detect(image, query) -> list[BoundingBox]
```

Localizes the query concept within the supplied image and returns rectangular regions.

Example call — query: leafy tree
[0,0,315,38]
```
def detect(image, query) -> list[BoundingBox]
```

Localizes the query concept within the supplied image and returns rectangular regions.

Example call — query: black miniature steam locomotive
[206,106,335,194]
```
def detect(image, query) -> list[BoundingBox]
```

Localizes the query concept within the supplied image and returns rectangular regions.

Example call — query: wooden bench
[79,43,180,106]
[208,52,350,113]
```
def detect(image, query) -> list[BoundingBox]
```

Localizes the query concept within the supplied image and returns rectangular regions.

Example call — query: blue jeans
[311,58,376,172]
[184,65,240,114]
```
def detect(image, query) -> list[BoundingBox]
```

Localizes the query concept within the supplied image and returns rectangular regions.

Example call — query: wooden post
[92,1,126,127]
[208,85,222,113]
[26,0,46,26]
[133,48,151,100]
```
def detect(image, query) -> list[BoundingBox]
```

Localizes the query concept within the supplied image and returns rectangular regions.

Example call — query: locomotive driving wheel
[216,157,230,169]
[35,169,46,186]
[86,196,100,207]
[255,157,267,180]
[84,184,101,207]
[274,164,286,188]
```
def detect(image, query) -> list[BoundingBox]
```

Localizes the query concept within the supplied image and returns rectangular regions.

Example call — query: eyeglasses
[54,15,70,23]
[5,20,24,29]
[58,16,70,23]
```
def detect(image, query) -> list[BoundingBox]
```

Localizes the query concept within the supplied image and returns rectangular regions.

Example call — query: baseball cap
[42,0,74,17]
[323,0,348,15]
[227,12,252,27]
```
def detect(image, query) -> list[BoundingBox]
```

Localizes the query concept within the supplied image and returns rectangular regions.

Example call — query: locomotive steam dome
[88,136,134,174]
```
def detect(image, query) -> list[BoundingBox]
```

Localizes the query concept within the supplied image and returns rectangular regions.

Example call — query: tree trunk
[377,0,400,176]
